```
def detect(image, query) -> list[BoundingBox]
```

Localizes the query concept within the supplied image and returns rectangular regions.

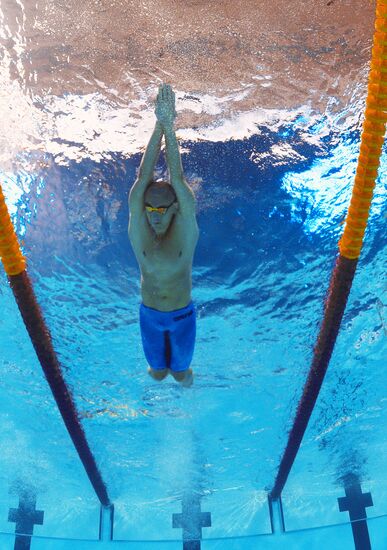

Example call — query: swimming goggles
[145,201,176,215]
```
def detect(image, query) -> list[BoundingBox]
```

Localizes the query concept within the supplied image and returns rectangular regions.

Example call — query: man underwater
[128,84,199,387]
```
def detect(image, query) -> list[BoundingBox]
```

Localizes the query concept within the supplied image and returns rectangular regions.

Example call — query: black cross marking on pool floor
[338,482,373,550]
[8,490,44,550]
[173,493,211,550]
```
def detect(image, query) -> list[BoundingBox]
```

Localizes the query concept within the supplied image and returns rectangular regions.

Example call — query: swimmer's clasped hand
[155,83,177,128]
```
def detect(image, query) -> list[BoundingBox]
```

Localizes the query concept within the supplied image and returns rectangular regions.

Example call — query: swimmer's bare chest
[133,215,196,311]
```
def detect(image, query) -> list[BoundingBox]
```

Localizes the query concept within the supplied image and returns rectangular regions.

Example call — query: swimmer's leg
[170,368,193,387]
[168,302,196,387]
[147,367,170,381]
[140,305,170,381]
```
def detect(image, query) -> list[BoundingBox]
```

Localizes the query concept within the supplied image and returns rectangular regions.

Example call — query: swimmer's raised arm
[156,84,195,205]
[129,121,164,204]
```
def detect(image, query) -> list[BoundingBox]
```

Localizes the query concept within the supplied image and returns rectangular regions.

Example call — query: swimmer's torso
[130,212,198,311]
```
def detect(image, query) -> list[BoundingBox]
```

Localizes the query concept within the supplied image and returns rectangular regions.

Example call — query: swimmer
[128,84,199,387]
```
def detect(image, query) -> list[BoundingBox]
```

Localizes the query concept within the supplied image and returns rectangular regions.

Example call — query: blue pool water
[1,115,386,548]
[0,1,386,548]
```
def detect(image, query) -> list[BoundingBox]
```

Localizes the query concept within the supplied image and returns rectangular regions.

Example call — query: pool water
[0,1,386,548]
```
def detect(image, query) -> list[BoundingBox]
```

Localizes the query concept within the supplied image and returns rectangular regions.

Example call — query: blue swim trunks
[139,301,196,372]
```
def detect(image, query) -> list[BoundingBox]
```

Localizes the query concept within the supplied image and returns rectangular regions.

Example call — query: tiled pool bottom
[1,514,386,550]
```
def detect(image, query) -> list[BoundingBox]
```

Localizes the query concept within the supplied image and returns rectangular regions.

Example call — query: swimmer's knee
[171,370,186,382]
[147,367,169,381]
[171,368,193,385]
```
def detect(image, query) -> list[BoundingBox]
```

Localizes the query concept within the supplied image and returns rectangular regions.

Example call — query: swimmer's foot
[182,368,193,387]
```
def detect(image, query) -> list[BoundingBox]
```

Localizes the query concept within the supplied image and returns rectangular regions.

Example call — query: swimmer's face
[144,187,178,236]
